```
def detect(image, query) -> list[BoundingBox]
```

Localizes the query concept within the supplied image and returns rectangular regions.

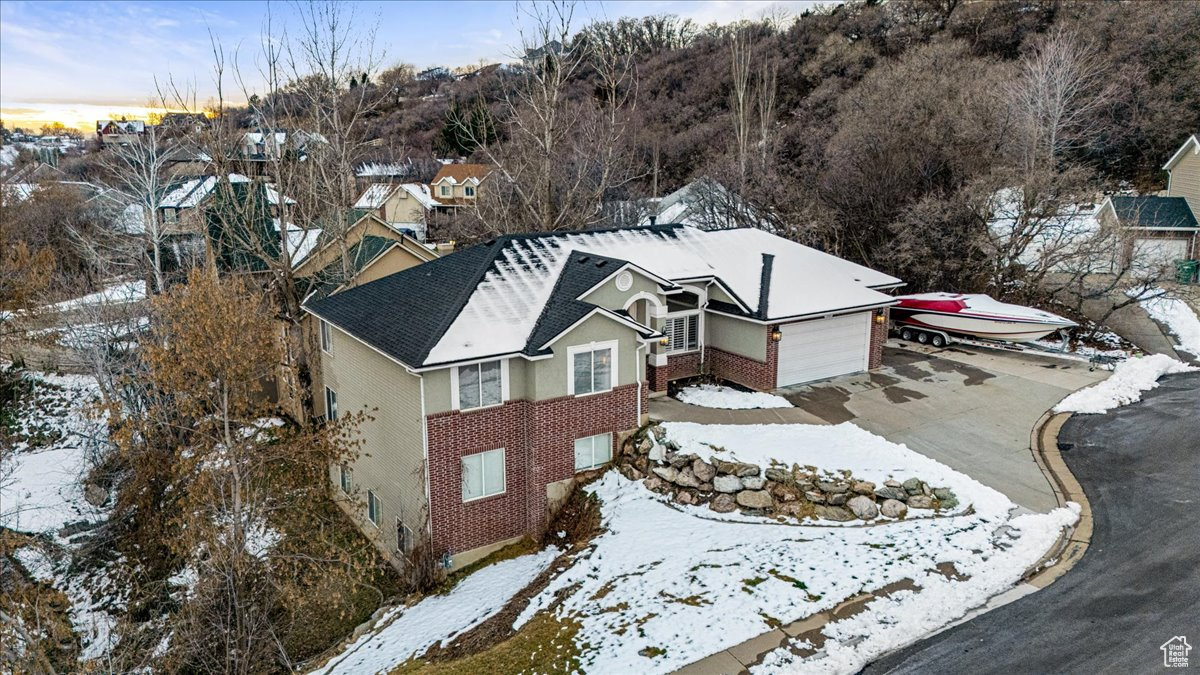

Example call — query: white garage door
[1133,238,1189,271]
[777,313,871,387]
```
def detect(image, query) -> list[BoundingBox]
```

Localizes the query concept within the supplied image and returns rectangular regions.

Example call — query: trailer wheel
[899,327,915,342]
[917,331,930,345]
[931,334,947,348]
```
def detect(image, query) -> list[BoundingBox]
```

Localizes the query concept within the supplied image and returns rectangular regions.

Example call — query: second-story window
[457,360,503,410]
[320,319,333,354]
[440,185,451,197]
[569,342,616,395]
[465,186,476,197]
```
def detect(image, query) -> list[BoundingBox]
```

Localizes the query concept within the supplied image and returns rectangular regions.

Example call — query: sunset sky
[0,0,825,132]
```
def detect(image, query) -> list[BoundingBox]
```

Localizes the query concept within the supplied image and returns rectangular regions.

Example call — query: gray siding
[321,326,429,558]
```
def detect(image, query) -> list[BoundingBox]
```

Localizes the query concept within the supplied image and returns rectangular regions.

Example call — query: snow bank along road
[863,370,1200,674]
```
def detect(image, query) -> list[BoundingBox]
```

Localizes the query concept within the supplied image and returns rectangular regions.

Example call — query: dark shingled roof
[1110,196,1198,230]
[305,226,681,367]
[304,235,399,302]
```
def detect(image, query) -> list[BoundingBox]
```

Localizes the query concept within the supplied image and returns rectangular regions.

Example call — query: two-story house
[352,182,440,242]
[429,163,490,206]
[1097,134,1200,269]
[96,119,146,145]
[304,224,901,570]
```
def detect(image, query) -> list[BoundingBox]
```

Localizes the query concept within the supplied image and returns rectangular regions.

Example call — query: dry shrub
[541,484,603,550]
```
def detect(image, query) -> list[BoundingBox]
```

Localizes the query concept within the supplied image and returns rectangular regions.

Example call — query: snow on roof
[400,183,440,209]
[161,176,217,209]
[273,219,323,267]
[356,161,411,177]
[354,183,397,209]
[425,226,902,364]
[1,182,37,202]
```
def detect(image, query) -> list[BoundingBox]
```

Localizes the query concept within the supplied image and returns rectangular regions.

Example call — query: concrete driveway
[651,342,1108,513]
[863,371,1200,674]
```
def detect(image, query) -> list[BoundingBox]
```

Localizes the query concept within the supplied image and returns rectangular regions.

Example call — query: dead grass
[390,612,582,675]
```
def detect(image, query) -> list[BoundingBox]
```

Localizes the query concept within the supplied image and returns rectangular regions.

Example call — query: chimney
[757,253,774,318]
[649,214,657,226]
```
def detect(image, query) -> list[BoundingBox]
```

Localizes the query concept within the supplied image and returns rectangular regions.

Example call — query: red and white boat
[891,293,1077,343]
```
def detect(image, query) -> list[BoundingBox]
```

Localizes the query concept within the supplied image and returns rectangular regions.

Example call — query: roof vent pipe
[649,214,657,226]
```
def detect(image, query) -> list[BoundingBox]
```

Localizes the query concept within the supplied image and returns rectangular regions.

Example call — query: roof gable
[431,163,492,185]
[1163,134,1200,172]
[1109,195,1199,230]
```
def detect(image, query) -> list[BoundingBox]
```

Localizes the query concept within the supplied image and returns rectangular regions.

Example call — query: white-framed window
[320,319,333,354]
[163,208,177,223]
[339,463,352,493]
[574,433,613,472]
[663,313,699,354]
[568,341,617,396]
[465,186,476,197]
[325,386,338,421]
[440,185,451,197]
[396,518,413,553]
[367,490,381,526]
[462,448,506,501]
[455,360,504,410]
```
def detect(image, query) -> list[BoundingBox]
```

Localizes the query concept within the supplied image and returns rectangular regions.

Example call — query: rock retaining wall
[619,423,960,523]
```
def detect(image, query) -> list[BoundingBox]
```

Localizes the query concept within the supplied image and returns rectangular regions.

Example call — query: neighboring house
[236,130,322,178]
[429,163,490,206]
[1097,134,1200,268]
[96,119,146,145]
[305,224,901,569]
[354,161,416,192]
[352,182,440,241]
[641,178,771,231]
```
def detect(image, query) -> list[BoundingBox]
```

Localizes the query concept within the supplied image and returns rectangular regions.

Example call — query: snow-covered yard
[315,548,560,674]
[1054,353,1195,414]
[316,420,1077,674]
[49,279,146,312]
[675,383,792,410]
[1,373,122,661]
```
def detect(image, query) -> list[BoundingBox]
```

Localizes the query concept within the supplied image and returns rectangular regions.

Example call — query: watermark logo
[1162,636,1191,668]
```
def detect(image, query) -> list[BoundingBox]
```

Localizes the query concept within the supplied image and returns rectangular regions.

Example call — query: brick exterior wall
[648,351,702,392]
[425,383,640,557]
[709,325,778,391]
[868,308,889,370]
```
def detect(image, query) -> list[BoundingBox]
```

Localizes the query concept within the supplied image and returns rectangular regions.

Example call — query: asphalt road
[863,370,1200,674]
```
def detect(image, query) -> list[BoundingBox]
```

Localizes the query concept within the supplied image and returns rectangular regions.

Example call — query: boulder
[814,505,856,522]
[880,499,908,518]
[847,495,879,520]
[713,459,740,475]
[736,490,774,510]
[795,480,816,493]
[734,462,761,478]
[643,476,667,493]
[637,437,653,454]
[651,425,667,441]
[652,466,679,483]
[634,455,650,474]
[713,474,743,493]
[851,481,876,495]
[804,490,827,504]
[884,479,902,488]
[874,486,908,502]
[770,483,801,502]
[816,481,849,494]
[692,459,717,482]
[777,502,810,518]
[902,477,923,495]
[709,493,738,513]
[83,484,108,508]
[741,476,766,490]
[907,495,935,509]
[698,482,714,493]
[765,467,792,483]
[933,487,958,509]
[827,492,849,506]
[619,464,644,481]
[648,444,666,462]
[674,466,702,488]
[675,490,698,506]
[669,453,696,469]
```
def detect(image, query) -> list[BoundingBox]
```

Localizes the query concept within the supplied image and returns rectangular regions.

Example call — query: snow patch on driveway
[1138,292,1200,358]
[1054,354,1195,414]
[675,384,793,409]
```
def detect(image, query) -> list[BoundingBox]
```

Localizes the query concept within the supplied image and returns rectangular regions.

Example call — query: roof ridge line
[414,238,517,365]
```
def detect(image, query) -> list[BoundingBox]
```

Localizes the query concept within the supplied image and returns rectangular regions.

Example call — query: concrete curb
[671,410,1094,675]
[1022,411,1092,588]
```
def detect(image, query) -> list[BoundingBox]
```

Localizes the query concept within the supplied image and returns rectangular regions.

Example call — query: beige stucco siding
[533,313,642,400]
[423,358,529,416]
[354,247,427,285]
[384,190,428,223]
[578,269,663,311]
[321,325,429,557]
[706,311,768,361]
[1168,146,1200,215]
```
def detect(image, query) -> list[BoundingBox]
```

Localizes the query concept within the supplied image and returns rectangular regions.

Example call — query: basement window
[574,433,613,472]
[462,448,506,501]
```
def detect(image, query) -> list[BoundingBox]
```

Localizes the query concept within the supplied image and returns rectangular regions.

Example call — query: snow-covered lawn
[1,373,107,534]
[2,372,123,662]
[509,423,1076,673]
[50,279,146,311]
[1054,354,1195,414]
[1138,292,1200,358]
[675,384,792,410]
[315,548,560,674]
